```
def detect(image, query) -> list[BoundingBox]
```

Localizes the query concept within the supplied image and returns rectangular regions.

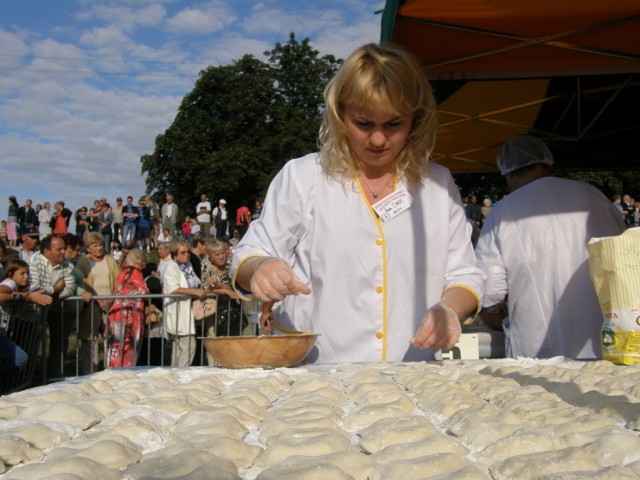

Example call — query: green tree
[141,34,341,215]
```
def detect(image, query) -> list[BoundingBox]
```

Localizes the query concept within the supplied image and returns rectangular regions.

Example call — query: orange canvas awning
[381,0,640,172]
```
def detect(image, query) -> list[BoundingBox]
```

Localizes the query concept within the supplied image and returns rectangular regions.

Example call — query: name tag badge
[372,187,413,222]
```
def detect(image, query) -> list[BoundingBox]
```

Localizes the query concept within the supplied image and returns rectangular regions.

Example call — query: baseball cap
[22,226,40,237]
[219,199,227,204]
[497,136,554,176]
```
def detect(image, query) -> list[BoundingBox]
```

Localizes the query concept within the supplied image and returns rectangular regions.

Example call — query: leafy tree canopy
[141,33,341,215]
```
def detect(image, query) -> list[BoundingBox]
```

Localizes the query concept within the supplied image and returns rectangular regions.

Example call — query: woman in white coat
[162,239,207,367]
[232,43,485,364]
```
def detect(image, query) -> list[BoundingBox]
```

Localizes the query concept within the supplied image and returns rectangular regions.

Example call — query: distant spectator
[98,202,114,252]
[251,198,263,221]
[195,194,212,238]
[135,198,152,252]
[464,194,482,247]
[38,202,52,240]
[6,196,19,248]
[51,201,72,236]
[235,200,251,238]
[480,198,492,225]
[622,194,636,227]
[212,199,229,239]
[144,195,161,249]
[89,200,102,233]
[17,199,37,233]
[161,194,179,238]
[190,218,200,237]
[75,207,90,239]
[112,197,124,244]
[121,196,138,243]
[181,215,193,242]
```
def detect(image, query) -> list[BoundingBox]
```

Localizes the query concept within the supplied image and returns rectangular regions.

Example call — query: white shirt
[162,259,195,336]
[232,153,484,364]
[476,176,626,360]
[212,206,227,221]
[196,201,211,223]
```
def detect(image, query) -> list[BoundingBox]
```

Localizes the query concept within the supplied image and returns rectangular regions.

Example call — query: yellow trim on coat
[274,322,310,335]
[443,284,482,324]
[356,177,389,362]
[232,254,268,301]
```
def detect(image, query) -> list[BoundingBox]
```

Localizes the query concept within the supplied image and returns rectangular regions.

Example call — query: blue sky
[0,0,384,223]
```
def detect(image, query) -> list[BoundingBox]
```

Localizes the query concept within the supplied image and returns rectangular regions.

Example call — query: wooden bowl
[200,334,320,369]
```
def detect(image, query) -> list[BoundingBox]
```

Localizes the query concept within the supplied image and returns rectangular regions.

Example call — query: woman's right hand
[249,258,311,302]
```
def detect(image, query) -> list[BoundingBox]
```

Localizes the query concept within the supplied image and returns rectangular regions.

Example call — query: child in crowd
[190,218,200,236]
[0,259,52,377]
[111,240,123,264]
[181,215,192,241]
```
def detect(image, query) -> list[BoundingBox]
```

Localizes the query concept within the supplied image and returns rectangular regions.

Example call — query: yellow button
[376,286,383,294]
[375,331,384,339]
[375,237,383,246]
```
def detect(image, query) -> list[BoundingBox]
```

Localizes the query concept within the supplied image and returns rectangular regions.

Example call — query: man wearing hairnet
[475,136,626,359]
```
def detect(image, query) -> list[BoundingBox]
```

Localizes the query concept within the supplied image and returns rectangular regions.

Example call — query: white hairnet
[497,136,554,175]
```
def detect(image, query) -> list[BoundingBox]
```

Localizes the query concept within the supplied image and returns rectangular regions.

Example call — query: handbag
[192,297,217,321]
[145,304,161,325]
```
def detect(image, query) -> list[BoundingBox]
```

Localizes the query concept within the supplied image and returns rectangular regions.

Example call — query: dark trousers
[113,223,122,243]
[47,310,74,380]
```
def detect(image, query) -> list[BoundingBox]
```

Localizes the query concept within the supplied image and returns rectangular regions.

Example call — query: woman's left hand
[411,303,461,350]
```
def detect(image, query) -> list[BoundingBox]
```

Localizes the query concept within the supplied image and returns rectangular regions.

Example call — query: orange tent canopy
[381,0,640,172]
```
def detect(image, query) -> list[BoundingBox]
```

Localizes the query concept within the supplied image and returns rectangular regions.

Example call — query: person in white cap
[475,135,626,360]
[212,199,229,239]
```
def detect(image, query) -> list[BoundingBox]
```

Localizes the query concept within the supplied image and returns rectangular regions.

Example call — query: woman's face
[343,105,413,174]
[86,242,104,259]
[210,249,227,268]
[174,246,190,265]
[13,267,30,287]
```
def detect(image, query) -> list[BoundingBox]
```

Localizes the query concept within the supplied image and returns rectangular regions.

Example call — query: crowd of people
[0,192,264,380]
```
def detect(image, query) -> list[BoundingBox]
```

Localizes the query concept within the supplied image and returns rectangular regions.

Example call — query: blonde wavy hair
[319,43,437,189]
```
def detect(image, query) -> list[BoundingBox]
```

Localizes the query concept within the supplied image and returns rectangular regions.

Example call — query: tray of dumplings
[1,358,640,479]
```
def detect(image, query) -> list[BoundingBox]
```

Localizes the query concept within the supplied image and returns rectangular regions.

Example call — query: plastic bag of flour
[588,227,640,365]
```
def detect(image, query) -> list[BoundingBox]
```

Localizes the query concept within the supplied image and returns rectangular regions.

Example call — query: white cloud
[79,25,131,49]
[165,1,236,35]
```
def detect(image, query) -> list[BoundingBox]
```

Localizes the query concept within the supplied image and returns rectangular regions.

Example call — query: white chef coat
[231,153,484,363]
[476,176,626,360]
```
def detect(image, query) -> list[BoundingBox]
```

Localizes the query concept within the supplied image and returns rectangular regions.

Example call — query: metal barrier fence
[0,302,47,395]
[0,293,261,392]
